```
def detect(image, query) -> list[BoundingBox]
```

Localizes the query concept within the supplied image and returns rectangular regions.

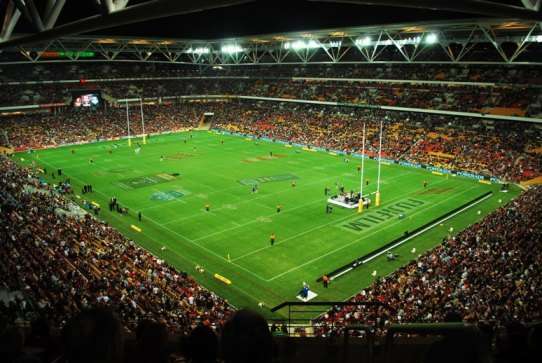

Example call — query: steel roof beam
[0,0,256,49]
[312,0,542,21]
[44,0,66,30]
[1,1,21,42]
[522,0,541,12]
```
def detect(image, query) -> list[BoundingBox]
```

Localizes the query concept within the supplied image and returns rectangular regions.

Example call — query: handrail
[270,300,393,313]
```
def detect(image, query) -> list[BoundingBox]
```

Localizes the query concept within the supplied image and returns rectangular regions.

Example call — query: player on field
[205,203,210,212]
[423,180,428,188]
[322,274,330,288]
[291,180,296,188]
[270,233,276,246]
[276,204,282,213]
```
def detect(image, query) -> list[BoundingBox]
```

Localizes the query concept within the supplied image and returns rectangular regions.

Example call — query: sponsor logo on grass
[108,167,131,173]
[238,174,298,186]
[242,154,287,163]
[341,198,425,233]
[118,173,180,189]
[165,152,195,160]
[150,190,185,201]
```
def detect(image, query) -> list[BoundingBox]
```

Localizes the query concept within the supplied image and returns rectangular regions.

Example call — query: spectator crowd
[1,62,542,118]
[2,62,542,84]
[1,78,540,117]
[2,101,540,182]
[314,185,542,336]
[0,156,233,335]
[0,62,541,362]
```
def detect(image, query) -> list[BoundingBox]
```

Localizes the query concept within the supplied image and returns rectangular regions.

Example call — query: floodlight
[425,33,438,44]
[285,40,320,50]
[356,36,372,47]
[221,44,243,54]
[186,47,210,55]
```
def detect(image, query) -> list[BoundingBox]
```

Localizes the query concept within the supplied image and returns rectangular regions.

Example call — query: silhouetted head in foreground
[221,309,273,363]
[63,308,124,363]
[186,325,218,363]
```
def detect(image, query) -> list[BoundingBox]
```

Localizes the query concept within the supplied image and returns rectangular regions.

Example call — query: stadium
[0,0,541,362]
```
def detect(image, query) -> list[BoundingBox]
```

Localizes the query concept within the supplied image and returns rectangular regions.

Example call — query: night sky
[4,0,528,40]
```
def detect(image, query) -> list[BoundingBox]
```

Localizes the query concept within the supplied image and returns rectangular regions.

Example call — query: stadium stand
[1,62,542,118]
[1,35,541,363]
[3,101,539,182]
[313,186,542,334]
[1,77,540,117]
[0,156,233,336]
[1,150,540,361]
[2,62,542,83]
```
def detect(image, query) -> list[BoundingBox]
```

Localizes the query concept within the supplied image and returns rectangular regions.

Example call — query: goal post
[358,123,366,213]
[125,99,132,147]
[375,120,384,207]
[140,98,147,144]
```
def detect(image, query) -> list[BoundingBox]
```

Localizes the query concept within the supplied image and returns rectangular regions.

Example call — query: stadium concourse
[0,64,541,362]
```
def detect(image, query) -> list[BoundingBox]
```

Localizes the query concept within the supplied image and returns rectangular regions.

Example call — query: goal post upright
[358,122,366,214]
[140,97,147,144]
[375,120,383,207]
[125,99,132,147]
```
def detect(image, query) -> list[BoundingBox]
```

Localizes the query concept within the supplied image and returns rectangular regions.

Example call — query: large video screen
[73,93,100,107]
[71,90,102,108]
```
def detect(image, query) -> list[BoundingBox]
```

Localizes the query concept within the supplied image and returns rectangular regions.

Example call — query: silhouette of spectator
[0,325,41,363]
[127,320,169,363]
[221,309,274,363]
[184,325,218,363]
[422,311,491,363]
[62,308,123,363]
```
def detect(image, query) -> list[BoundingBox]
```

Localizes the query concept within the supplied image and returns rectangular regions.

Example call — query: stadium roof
[1,1,541,65]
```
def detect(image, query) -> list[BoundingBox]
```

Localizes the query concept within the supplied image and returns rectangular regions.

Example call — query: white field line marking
[231,176,451,262]
[192,171,424,243]
[36,138,380,220]
[36,159,268,282]
[266,184,481,282]
[148,147,359,221]
[50,148,247,212]
[159,170,354,227]
[191,198,324,242]
[35,147,475,286]
[140,183,245,211]
[331,192,493,281]
[142,214,269,282]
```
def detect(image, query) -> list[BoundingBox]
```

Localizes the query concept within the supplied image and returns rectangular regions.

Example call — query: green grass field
[18,131,521,319]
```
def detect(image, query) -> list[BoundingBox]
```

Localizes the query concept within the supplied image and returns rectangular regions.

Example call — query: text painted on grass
[238,174,298,186]
[341,198,425,232]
